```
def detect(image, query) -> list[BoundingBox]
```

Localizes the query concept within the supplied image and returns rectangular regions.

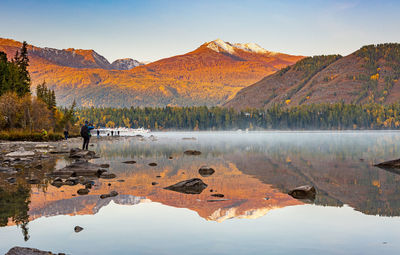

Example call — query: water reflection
[0,185,30,241]
[2,131,400,244]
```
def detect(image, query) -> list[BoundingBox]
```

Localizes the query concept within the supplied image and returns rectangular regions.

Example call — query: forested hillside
[225,43,400,110]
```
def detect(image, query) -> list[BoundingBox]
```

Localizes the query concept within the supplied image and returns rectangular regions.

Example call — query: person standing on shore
[80,121,94,150]
[97,129,100,138]
[63,129,69,140]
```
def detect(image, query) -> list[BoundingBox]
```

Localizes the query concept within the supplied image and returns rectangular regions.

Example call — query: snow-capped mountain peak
[205,39,271,55]
[233,42,269,54]
[206,39,236,54]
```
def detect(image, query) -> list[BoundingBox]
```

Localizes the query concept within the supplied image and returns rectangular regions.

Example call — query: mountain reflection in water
[2,131,400,250]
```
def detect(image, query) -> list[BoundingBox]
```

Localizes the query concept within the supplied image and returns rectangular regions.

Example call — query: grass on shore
[0,130,78,142]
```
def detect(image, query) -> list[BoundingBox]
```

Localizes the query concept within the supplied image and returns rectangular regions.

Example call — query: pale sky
[1,0,399,62]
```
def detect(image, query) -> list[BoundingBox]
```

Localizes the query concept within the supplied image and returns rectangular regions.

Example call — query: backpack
[80,125,88,138]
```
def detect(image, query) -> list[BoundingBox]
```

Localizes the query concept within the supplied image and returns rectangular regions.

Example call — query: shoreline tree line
[76,102,400,131]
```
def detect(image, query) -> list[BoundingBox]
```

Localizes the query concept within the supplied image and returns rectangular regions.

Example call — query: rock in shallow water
[69,148,97,159]
[6,246,60,255]
[288,185,316,200]
[122,160,136,164]
[198,166,215,177]
[99,172,116,179]
[184,150,201,155]
[375,159,400,175]
[100,191,118,199]
[164,178,207,194]
[77,188,89,195]
[74,226,83,233]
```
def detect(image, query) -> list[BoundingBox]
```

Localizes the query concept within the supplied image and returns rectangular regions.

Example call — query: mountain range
[0,38,302,107]
[2,38,399,109]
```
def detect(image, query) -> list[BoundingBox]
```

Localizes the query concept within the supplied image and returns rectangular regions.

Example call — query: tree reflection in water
[0,185,31,241]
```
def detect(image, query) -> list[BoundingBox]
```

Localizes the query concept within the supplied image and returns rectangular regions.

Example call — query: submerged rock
[122,160,136,164]
[184,150,201,155]
[100,191,118,199]
[100,164,110,168]
[375,159,400,175]
[151,182,158,185]
[6,246,59,255]
[77,188,89,195]
[74,226,84,233]
[148,162,157,166]
[288,185,316,200]
[99,172,116,179]
[164,178,207,194]
[198,166,215,177]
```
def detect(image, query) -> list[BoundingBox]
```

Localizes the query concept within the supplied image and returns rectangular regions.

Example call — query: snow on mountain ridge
[206,39,271,55]
[111,58,144,70]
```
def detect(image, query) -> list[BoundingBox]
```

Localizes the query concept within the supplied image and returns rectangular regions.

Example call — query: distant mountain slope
[0,38,303,107]
[0,38,143,70]
[224,43,400,110]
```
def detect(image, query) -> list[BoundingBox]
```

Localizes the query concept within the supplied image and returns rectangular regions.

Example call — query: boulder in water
[198,166,215,177]
[375,159,400,175]
[288,185,316,200]
[100,191,118,199]
[184,150,201,155]
[99,172,116,179]
[69,148,97,159]
[164,178,207,194]
[74,226,84,233]
[122,160,136,164]
[6,246,59,255]
[77,188,89,195]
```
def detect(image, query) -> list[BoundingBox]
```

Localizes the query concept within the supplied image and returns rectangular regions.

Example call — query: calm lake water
[1,131,400,254]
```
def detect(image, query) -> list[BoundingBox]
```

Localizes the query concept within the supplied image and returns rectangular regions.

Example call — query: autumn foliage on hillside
[0,38,303,107]
[225,43,400,110]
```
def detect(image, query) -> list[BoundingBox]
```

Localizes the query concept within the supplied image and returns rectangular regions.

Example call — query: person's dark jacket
[80,124,94,139]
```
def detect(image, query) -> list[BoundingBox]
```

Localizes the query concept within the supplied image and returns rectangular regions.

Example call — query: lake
[1,131,400,255]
